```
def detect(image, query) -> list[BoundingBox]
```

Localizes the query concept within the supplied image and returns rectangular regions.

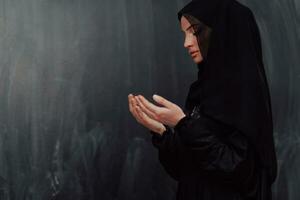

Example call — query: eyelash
[192,27,203,36]
[182,26,203,37]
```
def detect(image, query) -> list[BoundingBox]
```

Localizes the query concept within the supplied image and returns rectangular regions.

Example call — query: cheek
[193,39,200,49]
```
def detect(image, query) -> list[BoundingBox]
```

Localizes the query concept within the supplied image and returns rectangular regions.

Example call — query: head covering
[178,0,277,184]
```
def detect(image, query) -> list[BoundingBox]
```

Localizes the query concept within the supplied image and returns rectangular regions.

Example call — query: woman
[128,0,277,199]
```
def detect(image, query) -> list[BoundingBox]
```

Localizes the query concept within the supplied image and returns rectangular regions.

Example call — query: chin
[193,56,203,64]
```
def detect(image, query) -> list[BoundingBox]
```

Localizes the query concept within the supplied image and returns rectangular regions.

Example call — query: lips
[190,51,199,56]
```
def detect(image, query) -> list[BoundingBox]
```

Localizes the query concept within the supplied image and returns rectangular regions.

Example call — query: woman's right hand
[128,94,166,135]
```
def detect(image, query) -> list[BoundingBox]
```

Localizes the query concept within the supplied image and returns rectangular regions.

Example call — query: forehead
[180,16,192,30]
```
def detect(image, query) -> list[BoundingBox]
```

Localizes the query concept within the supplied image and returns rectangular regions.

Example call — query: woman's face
[180,16,203,64]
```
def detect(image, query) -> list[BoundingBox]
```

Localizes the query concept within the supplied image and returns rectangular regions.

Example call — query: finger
[128,94,134,112]
[135,105,163,131]
[135,104,152,125]
[128,94,137,115]
[152,94,175,109]
[137,95,164,115]
[135,105,148,123]
[129,95,142,123]
[135,96,158,121]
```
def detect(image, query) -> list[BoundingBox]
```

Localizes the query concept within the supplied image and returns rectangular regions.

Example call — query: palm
[128,94,166,134]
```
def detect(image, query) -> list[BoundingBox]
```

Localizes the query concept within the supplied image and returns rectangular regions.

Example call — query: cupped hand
[134,94,186,128]
[137,95,185,127]
[128,94,166,135]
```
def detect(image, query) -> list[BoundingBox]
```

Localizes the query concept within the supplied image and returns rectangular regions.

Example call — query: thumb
[153,94,174,108]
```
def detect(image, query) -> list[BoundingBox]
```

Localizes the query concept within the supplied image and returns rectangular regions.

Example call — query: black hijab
[178,0,277,184]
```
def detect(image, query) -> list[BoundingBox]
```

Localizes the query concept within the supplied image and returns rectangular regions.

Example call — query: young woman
[128,0,277,199]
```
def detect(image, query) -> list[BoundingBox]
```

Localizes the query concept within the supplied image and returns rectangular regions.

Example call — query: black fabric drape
[178,0,277,184]
[150,0,277,199]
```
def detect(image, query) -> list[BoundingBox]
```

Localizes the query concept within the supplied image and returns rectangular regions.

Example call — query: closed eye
[192,25,203,36]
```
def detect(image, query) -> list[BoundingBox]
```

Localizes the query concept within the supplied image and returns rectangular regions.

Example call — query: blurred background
[0,0,299,199]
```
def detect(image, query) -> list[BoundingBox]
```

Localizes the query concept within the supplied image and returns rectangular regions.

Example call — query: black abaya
[152,106,271,200]
[150,0,277,199]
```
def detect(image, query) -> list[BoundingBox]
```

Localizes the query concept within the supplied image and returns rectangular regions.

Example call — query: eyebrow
[182,25,194,32]
[185,25,193,31]
[182,25,193,32]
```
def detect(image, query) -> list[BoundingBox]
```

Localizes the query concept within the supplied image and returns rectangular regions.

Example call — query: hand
[135,94,186,128]
[128,94,166,135]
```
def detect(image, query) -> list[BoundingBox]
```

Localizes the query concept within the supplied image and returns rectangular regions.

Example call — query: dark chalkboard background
[0,0,299,199]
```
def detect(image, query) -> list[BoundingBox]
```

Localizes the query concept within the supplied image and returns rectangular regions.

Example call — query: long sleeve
[151,110,256,186]
[151,125,181,181]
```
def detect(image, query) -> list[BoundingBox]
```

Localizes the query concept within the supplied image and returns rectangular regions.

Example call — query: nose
[184,36,193,48]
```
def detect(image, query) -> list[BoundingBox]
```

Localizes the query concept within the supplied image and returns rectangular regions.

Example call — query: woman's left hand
[135,94,186,128]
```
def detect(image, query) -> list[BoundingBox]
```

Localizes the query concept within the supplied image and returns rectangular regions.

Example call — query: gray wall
[0,0,298,199]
